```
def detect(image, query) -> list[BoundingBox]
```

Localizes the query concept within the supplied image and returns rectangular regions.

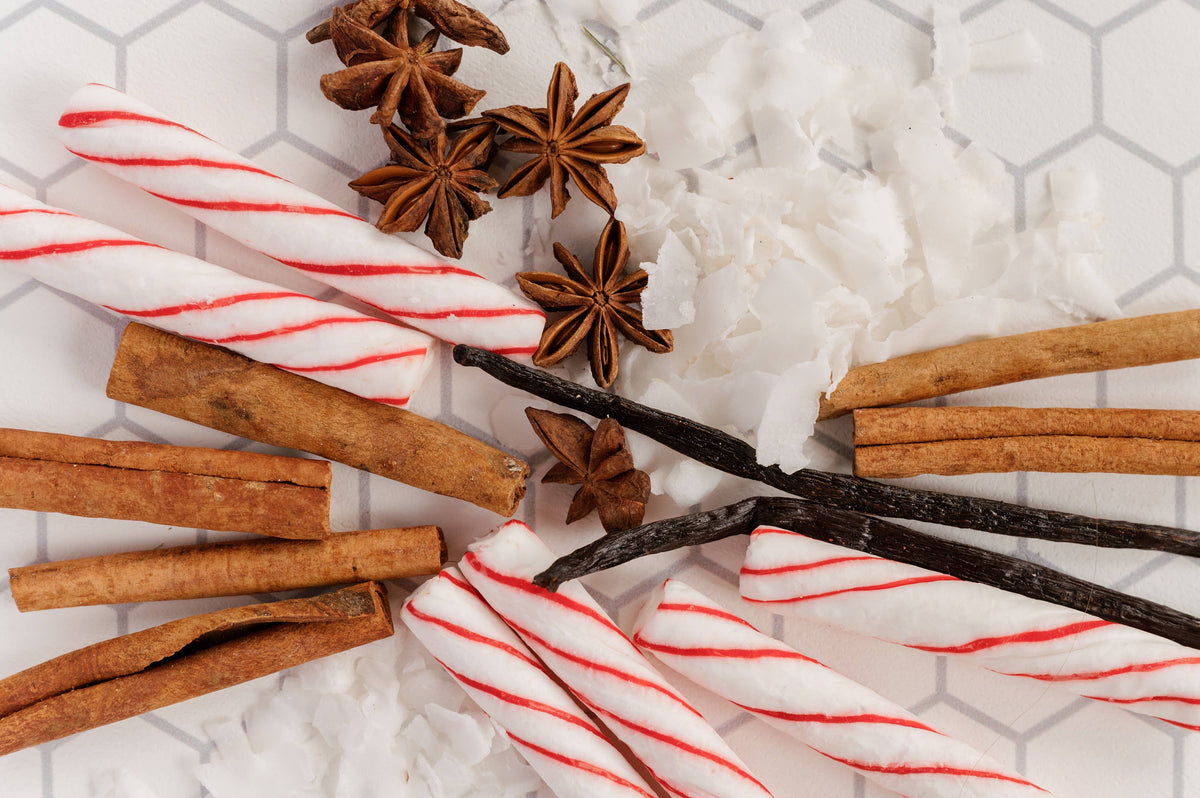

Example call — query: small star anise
[349,120,498,258]
[319,7,485,138]
[484,61,645,218]
[526,408,650,534]
[307,0,509,55]
[516,216,672,388]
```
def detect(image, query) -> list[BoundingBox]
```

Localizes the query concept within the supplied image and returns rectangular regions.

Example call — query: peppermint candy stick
[634,579,1051,798]
[58,83,545,355]
[741,526,1200,731]
[0,186,430,406]
[460,520,773,798]
[401,567,660,798]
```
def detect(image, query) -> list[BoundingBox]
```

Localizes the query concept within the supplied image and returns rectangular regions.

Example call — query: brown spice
[351,120,497,258]
[526,407,649,533]
[9,526,445,611]
[818,308,1200,421]
[307,0,509,55]
[106,323,528,517]
[0,428,330,539]
[320,7,485,137]
[853,406,1200,478]
[0,582,393,755]
[484,61,645,218]
[516,217,672,388]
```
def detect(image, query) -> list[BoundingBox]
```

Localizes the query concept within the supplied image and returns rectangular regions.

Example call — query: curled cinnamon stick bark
[0,582,393,756]
[107,323,528,516]
[854,407,1200,477]
[819,308,1200,420]
[0,428,330,539]
[856,437,1200,478]
[9,526,445,611]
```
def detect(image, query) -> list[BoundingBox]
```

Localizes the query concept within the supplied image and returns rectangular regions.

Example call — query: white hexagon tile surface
[0,1,1199,797]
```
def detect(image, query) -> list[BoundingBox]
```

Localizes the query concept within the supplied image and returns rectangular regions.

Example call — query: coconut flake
[641,229,699,329]
[972,30,1043,71]
[605,8,1115,499]
[196,624,545,798]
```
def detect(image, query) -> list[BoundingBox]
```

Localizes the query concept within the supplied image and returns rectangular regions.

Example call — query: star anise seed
[307,0,509,55]
[526,407,650,534]
[319,7,485,137]
[484,61,645,218]
[516,216,672,388]
[350,120,498,258]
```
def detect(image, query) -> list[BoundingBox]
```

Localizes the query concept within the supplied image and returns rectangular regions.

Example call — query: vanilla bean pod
[533,496,1200,650]
[454,345,1200,556]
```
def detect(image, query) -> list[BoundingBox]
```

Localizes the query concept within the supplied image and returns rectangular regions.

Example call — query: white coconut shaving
[604,9,1114,497]
[194,624,544,798]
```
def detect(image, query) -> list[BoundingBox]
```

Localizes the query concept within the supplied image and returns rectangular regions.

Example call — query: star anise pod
[307,0,509,55]
[484,62,645,218]
[349,120,497,258]
[319,7,485,137]
[516,216,672,388]
[526,407,650,534]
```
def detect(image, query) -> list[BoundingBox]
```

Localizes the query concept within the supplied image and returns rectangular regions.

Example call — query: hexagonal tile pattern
[805,0,932,88]
[126,4,278,151]
[1103,0,1200,166]
[954,1,1094,165]
[0,1,1198,796]
[0,7,116,178]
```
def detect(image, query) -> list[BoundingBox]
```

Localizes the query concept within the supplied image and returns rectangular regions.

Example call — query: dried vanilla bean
[453,344,1200,556]
[533,496,1200,651]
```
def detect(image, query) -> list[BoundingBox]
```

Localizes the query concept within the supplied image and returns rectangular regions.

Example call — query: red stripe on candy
[586,704,772,795]
[505,732,658,798]
[403,604,542,670]
[744,575,957,604]
[108,290,310,317]
[188,315,379,344]
[819,752,1048,791]
[740,554,878,577]
[275,257,489,280]
[739,705,941,734]
[63,149,277,179]
[0,238,159,260]
[439,664,608,742]
[503,617,703,721]
[910,619,1113,655]
[1012,656,1200,683]
[58,109,195,132]
[285,348,427,373]
[635,637,823,668]
[145,190,358,220]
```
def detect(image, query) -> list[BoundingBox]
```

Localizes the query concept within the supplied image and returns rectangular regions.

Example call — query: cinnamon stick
[853,406,1200,444]
[107,323,528,516]
[10,526,445,611]
[0,581,393,756]
[0,427,330,539]
[818,308,1200,420]
[855,436,1200,478]
[854,407,1200,478]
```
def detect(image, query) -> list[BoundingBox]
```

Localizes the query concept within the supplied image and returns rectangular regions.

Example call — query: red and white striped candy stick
[633,579,1051,798]
[401,567,660,798]
[57,83,545,355]
[741,526,1200,731]
[459,520,773,798]
[0,185,431,406]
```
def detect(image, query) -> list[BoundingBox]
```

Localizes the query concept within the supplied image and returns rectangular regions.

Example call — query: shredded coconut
[194,621,544,798]
[602,9,1114,498]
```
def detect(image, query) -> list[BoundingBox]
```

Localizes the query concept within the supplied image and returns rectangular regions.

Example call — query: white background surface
[1,0,1199,796]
